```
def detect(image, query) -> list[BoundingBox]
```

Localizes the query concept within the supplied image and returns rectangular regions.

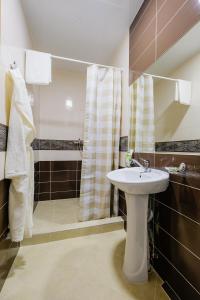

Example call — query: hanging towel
[175,79,191,105]
[5,68,36,242]
[25,50,51,85]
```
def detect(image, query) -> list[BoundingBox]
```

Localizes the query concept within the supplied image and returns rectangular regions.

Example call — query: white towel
[25,50,52,85]
[175,79,191,105]
[5,68,36,242]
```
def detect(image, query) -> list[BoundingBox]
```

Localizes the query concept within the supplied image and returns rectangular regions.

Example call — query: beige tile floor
[33,198,79,234]
[1,230,169,300]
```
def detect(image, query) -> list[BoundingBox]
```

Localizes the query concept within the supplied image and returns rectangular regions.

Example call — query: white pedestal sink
[107,167,169,283]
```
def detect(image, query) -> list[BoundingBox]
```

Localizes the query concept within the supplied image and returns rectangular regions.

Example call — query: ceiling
[21,0,143,66]
[147,21,200,77]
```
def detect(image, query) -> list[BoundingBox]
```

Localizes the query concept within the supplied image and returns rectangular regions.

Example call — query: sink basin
[107,167,169,283]
[107,167,169,194]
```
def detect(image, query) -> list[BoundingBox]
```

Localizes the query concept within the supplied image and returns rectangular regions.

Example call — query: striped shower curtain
[79,65,121,221]
[129,75,155,152]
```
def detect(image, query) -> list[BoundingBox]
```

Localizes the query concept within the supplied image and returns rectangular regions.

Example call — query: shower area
[31,58,85,234]
[30,56,122,235]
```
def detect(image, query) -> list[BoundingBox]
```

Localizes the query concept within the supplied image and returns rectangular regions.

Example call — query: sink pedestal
[123,193,149,283]
[107,167,169,283]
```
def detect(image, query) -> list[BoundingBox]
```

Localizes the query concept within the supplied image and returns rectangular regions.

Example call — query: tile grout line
[76,160,78,198]
[130,0,152,35]
[118,209,127,218]
[158,225,200,262]
[164,281,181,300]
[170,180,200,191]
[39,169,79,172]
[156,0,168,14]
[38,180,79,184]
[155,0,158,62]
[36,190,78,194]
[130,38,155,69]
[130,15,156,53]
[131,0,189,69]
[0,227,8,240]
[155,199,200,226]
[156,0,189,38]
[154,245,200,296]
[0,201,8,210]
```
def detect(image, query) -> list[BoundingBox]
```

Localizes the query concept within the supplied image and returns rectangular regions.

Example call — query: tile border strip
[0,123,8,152]
[155,140,200,152]
[119,136,128,152]
[32,139,83,151]
[119,138,200,153]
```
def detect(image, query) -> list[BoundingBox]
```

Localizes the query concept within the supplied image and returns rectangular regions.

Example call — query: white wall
[38,66,86,140]
[34,65,86,161]
[0,0,86,163]
[1,0,32,48]
[155,52,200,142]
[0,0,33,179]
[110,31,129,166]
[0,0,33,74]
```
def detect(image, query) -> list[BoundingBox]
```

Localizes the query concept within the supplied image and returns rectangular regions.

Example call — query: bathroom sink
[107,167,169,284]
[107,167,169,194]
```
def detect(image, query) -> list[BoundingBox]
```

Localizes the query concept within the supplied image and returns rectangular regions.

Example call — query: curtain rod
[52,54,123,71]
[143,72,179,82]
[131,70,181,82]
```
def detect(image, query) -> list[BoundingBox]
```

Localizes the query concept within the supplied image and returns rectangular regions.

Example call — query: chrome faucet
[130,159,143,168]
[130,158,151,173]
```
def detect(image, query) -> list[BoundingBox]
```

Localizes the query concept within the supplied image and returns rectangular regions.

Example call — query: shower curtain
[79,65,121,221]
[129,75,155,152]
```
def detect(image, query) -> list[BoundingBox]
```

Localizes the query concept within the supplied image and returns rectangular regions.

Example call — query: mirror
[129,21,200,153]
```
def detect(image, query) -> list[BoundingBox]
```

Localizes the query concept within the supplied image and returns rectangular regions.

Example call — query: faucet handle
[140,158,150,169]
[178,162,186,172]
[145,160,150,170]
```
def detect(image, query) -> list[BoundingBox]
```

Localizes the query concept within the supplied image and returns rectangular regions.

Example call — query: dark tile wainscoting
[118,151,200,299]
[113,136,200,298]
[118,189,127,230]
[0,237,19,292]
[0,180,9,245]
[0,123,19,292]
[0,179,19,293]
[34,161,82,201]
[33,138,83,201]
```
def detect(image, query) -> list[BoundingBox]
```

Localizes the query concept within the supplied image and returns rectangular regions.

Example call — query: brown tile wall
[0,180,9,241]
[0,122,19,291]
[122,152,200,299]
[129,0,200,83]
[34,161,82,201]
[129,2,200,297]
[118,189,127,229]
[0,179,19,292]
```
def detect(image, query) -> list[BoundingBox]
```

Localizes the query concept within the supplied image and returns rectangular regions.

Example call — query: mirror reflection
[129,21,200,153]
